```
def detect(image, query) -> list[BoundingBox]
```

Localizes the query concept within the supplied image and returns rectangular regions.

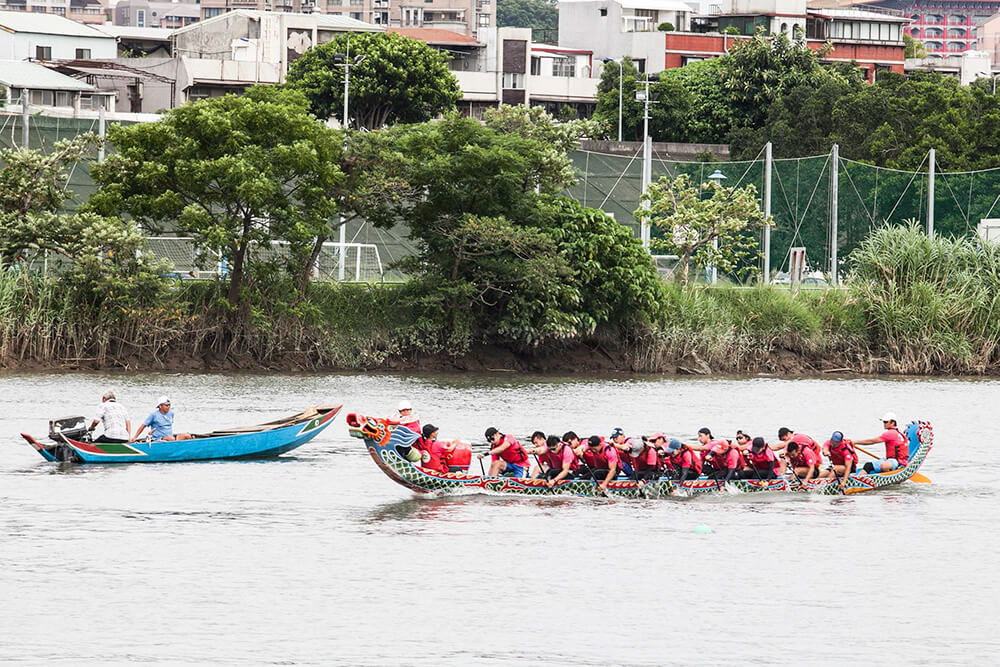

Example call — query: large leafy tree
[642,174,771,285]
[88,86,344,310]
[286,32,461,129]
[0,135,166,299]
[497,0,559,41]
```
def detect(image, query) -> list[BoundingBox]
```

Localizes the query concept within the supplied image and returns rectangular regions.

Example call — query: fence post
[927,147,935,236]
[763,141,772,284]
[21,90,29,148]
[98,104,106,162]
[338,218,346,282]
[830,143,839,285]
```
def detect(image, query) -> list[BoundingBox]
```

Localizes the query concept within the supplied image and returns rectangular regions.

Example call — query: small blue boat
[20,405,341,463]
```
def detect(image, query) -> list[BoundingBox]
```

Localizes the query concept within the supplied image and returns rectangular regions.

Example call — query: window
[31,6,46,12]
[55,91,72,107]
[327,0,342,5]
[35,45,51,60]
[634,58,645,74]
[599,8,607,17]
[552,58,575,77]
[502,72,524,89]
[350,11,362,19]
[204,7,224,17]
[51,6,65,14]
[30,89,54,105]
[478,13,489,27]
[137,9,145,26]
[75,48,91,59]
[530,56,541,75]
[350,0,362,6]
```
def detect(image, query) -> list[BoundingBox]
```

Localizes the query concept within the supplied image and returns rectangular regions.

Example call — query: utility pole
[638,76,652,248]
[830,143,839,284]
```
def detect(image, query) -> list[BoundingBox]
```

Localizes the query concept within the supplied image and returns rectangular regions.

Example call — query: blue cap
[831,431,844,442]
[667,439,682,452]
[610,427,625,439]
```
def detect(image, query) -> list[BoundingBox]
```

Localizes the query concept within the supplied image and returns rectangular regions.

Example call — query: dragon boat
[21,405,342,464]
[347,413,933,498]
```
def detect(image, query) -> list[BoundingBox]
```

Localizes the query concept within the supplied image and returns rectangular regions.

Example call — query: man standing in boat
[478,427,530,478]
[88,390,131,443]
[394,400,421,434]
[131,397,192,442]
[853,412,909,473]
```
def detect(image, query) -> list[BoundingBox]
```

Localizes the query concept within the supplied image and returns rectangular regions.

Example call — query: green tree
[0,135,166,300]
[286,32,461,129]
[903,34,927,59]
[593,56,644,141]
[88,86,344,310]
[497,0,558,41]
[642,174,771,285]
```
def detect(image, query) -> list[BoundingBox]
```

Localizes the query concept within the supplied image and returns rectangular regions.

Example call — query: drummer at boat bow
[479,427,530,478]
[131,397,192,442]
[394,400,420,433]
[88,390,131,443]
[853,412,908,473]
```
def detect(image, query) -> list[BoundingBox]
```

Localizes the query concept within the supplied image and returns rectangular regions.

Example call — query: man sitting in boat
[775,427,821,463]
[662,439,702,481]
[823,431,858,486]
[131,397,192,442]
[418,424,453,474]
[581,435,620,492]
[543,436,580,487]
[525,431,549,478]
[784,441,821,484]
[852,412,909,473]
[743,437,781,479]
[393,400,421,434]
[88,390,131,444]
[478,427,530,478]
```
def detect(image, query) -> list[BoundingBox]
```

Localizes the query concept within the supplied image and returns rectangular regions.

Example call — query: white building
[0,60,115,112]
[0,10,117,61]
[558,0,696,72]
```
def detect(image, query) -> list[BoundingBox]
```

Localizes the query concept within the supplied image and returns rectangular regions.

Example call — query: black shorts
[94,435,127,443]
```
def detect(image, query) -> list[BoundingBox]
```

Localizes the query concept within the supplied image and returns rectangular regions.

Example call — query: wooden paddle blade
[908,472,931,484]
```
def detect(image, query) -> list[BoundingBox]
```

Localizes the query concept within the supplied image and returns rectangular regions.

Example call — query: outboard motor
[48,416,90,444]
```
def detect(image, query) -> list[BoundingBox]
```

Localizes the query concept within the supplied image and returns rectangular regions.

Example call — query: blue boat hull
[22,405,341,464]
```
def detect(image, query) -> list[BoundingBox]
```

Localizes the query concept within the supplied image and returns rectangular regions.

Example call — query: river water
[0,372,996,665]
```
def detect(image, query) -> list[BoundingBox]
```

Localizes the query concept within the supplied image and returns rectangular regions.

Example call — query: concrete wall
[580,139,730,161]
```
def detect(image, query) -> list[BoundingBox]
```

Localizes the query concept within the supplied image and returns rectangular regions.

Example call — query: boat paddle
[852,443,931,483]
[577,458,608,498]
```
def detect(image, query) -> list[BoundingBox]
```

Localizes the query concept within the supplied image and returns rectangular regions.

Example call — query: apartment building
[115,0,200,28]
[0,9,116,60]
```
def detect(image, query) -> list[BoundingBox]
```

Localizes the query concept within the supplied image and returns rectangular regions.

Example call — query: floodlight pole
[830,143,839,284]
[639,76,652,248]
[927,147,935,236]
[763,141,772,284]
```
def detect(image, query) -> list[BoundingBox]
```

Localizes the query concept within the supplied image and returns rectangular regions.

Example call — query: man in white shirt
[89,391,131,443]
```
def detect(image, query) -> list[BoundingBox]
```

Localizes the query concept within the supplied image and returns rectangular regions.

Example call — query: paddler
[419,424,453,474]
[581,435,620,492]
[478,426,530,478]
[704,440,744,482]
[630,434,663,481]
[609,427,636,477]
[525,430,548,477]
[784,441,821,483]
[775,427,823,465]
[543,436,580,486]
[852,412,909,472]
[663,439,702,481]
[823,430,858,486]
[744,437,781,479]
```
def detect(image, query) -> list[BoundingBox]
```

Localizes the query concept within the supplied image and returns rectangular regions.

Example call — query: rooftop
[0,9,113,38]
[387,27,480,46]
[96,25,175,41]
[170,9,384,36]
[0,60,96,91]
[808,7,911,22]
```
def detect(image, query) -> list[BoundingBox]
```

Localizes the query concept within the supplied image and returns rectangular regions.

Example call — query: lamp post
[636,76,653,247]
[602,57,623,142]
[707,169,726,285]
[335,39,366,129]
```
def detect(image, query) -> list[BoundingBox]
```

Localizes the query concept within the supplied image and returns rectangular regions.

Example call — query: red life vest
[668,447,703,474]
[748,446,780,474]
[633,446,659,472]
[541,444,578,472]
[420,438,448,474]
[828,439,857,467]
[495,434,529,465]
[790,433,822,462]
[582,444,616,469]
[445,445,472,468]
[883,428,909,466]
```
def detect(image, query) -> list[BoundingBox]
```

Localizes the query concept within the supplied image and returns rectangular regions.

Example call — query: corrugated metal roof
[0,60,96,91]
[0,10,115,38]
[388,27,480,46]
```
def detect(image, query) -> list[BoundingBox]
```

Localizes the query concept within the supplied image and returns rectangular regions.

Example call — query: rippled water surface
[1,372,997,665]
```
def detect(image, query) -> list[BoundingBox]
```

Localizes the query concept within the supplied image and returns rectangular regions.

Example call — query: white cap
[157,396,171,406]
[881,411,897,423]
[398,399,412,411]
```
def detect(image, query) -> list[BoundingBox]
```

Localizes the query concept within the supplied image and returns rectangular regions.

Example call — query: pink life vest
[583,444,618,470]
[881,428,908,466]
[667,447,703,474]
